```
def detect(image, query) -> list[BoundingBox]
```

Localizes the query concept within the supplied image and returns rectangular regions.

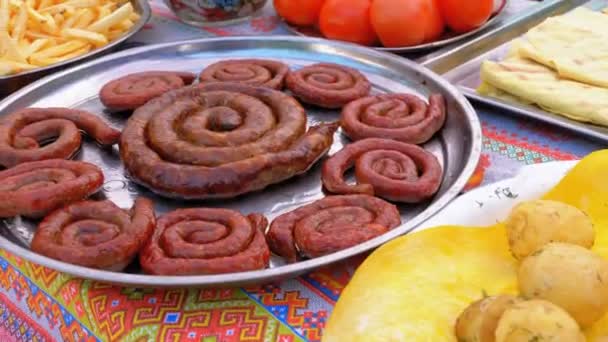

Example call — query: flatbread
[517,8,608,88]
[479,56,608,126]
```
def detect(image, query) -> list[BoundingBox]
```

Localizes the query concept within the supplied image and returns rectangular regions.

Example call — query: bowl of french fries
[0,0,150,96]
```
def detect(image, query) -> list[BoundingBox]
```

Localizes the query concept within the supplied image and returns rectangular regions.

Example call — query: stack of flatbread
[478,7,608,126]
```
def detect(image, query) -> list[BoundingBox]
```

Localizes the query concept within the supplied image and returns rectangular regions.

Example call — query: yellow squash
[324,150,608,341]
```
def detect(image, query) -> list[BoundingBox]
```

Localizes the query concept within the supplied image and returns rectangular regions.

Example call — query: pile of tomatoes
[274,0,495,47]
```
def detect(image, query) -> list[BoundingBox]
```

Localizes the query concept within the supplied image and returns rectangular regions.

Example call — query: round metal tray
[0,0,151,98]
[283,0,509,54]
[0,36,482,288]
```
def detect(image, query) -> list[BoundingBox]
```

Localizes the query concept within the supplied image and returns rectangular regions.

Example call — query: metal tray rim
[461,87,608,143]
[439,0,608,144]
[0,0,151,81]
[0,36,482,287]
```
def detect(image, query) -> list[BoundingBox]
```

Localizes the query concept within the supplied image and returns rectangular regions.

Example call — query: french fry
[0,31,27,63]
[41,13,58,34]
[30,39,87,59]
[37,0,52,9]
[25,30,64,41]
[8,0,21,9]
[97,5,111,20]
[0,0,9,31]
[105,28,123,40]
[11,4,27,40]
[54,13,65,26]
[62,7,84,28]
[63,27,107,46]
[74,8,95,28]
[26,4,47,23]
[22,38,49,56]
[30,44,90,65]
[0,62,13,76]
[0,59,39,71]
[116,18,133,31]
[39,0,99,14]
[87,2,131,32]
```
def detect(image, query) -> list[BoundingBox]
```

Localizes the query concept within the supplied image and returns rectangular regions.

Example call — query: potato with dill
[455,295,522,342]
[519,242,608,327]
[0,0,141,76]
[505,200,594,260]
[495,299,584,342]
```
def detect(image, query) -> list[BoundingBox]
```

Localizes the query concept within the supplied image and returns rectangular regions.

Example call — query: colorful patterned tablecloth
[0,1,604,341]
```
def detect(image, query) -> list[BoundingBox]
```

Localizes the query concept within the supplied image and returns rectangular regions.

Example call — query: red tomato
[370,0,445,47]
[274,0,325,26]
[426,0,445,42]
[438,0,493,33]
[319,0,378,46]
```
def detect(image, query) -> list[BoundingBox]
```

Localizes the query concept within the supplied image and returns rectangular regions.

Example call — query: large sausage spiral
[0,108,120,168]
[341,93,446,144]
[199,59,289,90]
[30,198,156,271]
[99,71,196,110]
[267,195,401,262]
[119,83,338,199]
[285,63,371,109]
[322,138,443,203]
[0,159,104,218]
[139,208,270,275]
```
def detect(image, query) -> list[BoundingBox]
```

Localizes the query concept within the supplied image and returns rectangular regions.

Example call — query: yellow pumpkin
[324,150,608,342]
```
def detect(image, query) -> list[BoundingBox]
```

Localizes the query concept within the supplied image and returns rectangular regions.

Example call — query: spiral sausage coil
[322,138,443,203]
[140,208,270,275]
[285,63,371,109]
[119,82,338,199]
[267,195,401,262]
[0,108,120,168]
[31,198,156,271]
[100,71,196,110]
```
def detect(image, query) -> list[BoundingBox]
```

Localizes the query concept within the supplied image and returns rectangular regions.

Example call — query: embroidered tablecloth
[0,1,602,341]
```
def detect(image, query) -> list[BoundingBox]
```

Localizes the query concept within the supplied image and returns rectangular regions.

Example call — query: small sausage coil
[341,93,447,144]
[30,198,156,271]
[120,83,338,199]
[139,208,270,275]
[199,59,289,90]
[322,138,443,203]
[99,71,197,110]
[0,108,120,168]
[267,195,401,262]
[0,159,104,218]
[285,63,371,109]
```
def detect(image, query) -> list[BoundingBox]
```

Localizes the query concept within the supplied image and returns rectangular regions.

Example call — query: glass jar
[165,0,268,26]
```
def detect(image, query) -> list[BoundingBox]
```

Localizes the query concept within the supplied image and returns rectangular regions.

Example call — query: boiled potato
[495,299,584,342]
[505,200,594,260]
[519,242,608,327]
[455,295,522,342]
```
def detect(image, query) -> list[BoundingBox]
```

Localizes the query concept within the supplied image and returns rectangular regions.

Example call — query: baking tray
[0,0,151,98]
[283,0,509,54]
[441,0,608,143]
[0,36,482,288]
[420,0,594,73]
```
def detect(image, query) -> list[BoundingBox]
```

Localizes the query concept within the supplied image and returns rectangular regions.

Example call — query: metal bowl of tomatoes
[278,0,509,53]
